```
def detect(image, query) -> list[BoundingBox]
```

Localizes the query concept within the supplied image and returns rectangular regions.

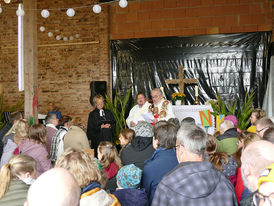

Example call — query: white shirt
[152,98,175,121]
[126,101,151,129]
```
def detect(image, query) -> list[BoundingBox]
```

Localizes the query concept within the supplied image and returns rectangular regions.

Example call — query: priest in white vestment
[149,88,175,123]
[126,93,151,129]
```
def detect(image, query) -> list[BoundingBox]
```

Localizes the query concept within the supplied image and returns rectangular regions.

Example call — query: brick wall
[110,0,272,39]
[0,0,110,125]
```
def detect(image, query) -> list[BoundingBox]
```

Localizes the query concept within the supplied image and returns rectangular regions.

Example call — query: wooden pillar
[23,0,38,124]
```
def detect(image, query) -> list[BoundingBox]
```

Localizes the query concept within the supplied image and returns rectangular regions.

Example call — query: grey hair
[177,124,208,156]
[151,88,163,95]
[45,113,57,124]
[255,117,274,128]
[219,120,234,132]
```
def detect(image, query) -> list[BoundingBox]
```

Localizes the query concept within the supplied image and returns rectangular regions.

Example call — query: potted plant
[171,92,186,105]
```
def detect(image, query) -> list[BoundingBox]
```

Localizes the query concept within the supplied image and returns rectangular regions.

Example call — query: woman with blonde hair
[87,94,116,157]
[0,154,37,206]
[19,124,52,177]
[0,120,28,167]
[98,141,122,193]
[55,148,120,206]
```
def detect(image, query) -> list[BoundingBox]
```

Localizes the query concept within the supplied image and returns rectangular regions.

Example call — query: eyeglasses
[256,127,268,133]
[174,144,183,150]
[253,190,274,206]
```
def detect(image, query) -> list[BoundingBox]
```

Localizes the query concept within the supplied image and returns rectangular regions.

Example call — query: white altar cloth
[172,105,215,135]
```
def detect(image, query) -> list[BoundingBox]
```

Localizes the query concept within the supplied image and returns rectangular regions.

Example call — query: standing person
[126,93,151,129]
[87,94,116,157]
[49,115,71,165]
[149,88,175,124]
[20,124,52,177]
[98,141,122,193]
[152,124,238,206]
[0,154,37,206]
[141,122,178,205]
[47,102,62,120]
[45,113,58,154]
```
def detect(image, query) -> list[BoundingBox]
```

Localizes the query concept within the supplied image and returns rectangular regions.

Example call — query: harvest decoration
[171,92,186,101]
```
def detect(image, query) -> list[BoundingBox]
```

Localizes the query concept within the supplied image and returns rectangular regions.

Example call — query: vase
[175,100,181,105]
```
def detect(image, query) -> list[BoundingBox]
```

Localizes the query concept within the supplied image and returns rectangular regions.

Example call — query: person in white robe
[126,93,151,129]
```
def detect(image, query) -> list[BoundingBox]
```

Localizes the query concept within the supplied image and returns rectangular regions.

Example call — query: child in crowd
[114,164,147,206]
[0,154,37,206]
[98,141,122,193]
[19,124,52,177]
[119,129,135,155]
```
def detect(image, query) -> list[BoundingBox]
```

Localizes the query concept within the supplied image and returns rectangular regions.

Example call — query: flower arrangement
[171,92,186,101]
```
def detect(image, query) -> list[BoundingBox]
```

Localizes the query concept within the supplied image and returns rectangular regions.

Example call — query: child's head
[116,164,142,189]
[97,141,122,169]
[28,124,46,144]
[119,129,135,146]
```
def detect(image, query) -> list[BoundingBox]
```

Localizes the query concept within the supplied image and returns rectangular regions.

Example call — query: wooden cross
[166,66,198,93]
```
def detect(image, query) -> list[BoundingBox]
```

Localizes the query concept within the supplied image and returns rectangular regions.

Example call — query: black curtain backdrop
[111,32,271,109]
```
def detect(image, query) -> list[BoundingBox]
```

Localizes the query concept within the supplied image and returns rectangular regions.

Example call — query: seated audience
[45,113,58,154]
[126,92,151,129]
[55,148,120,206]
[141,121,178,204]
[120,121,154,169]
[255,117,274,138]
[254,163,274,206]
[180,117,195,126]
[0,112,22,159]
[64,123,90,151]
[114,164,147,206]
[0,154,37,206]
[20,124,52,177]
[262,127,274,143]
[216,120,239,155]
[167,118,180,130]
[98,141,122,193]
[240,140,274,205]
[152,124,237,206]
[205,134,237,179]
[47,102,62,119]
[247,108,266,133]
[1,120,28,167]
[24,168,80,206]
[50,115,71,165]
[119,128,135,155]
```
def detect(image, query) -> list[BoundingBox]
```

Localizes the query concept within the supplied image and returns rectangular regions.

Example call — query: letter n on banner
[199,110,212,127]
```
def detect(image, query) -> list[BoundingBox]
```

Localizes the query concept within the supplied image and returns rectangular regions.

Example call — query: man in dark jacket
[141,121,178,205]
[152,124,238,206]
[120,121,154,169]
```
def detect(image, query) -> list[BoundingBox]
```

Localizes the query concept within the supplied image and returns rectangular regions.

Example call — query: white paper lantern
[16,7,25,16]
[56,35,61,40]
[66,8,75,17]
[41,9,50,18]
[69,36,74,41]
[63,37,68,41]
[0,7,2,15]
[4,0,11,3]
[40,26,45,32]
[93,4,101,14]
[48,32,53,37]
[75,34,79,38]
[119,0,128,8]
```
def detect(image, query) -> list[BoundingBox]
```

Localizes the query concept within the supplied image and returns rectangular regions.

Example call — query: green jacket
[217,137,238,155]
[0,180,29,206]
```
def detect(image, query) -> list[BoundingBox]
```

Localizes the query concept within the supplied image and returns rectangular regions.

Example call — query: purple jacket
[19,138,52,177]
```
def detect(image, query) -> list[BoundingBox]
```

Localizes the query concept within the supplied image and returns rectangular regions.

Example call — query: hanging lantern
[41,9,50,18]
[66,8,75,17]
[92,4,101,14]
[119,0,128,8]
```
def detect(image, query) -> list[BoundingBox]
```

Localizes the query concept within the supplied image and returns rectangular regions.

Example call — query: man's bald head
[25,168,80,206]
[241,140,274,192]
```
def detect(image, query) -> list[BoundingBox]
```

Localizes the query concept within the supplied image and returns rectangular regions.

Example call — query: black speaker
[90,81,107,106]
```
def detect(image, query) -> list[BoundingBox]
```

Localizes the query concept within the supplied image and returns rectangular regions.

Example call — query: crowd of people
[0,89,274,206]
